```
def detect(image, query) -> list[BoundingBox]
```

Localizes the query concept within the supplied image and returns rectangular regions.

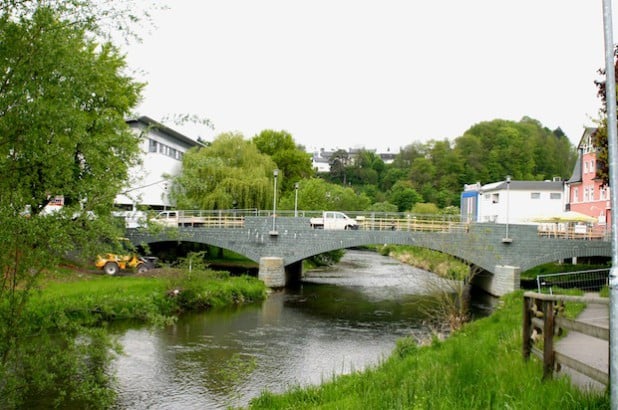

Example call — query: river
[109,250,465,409]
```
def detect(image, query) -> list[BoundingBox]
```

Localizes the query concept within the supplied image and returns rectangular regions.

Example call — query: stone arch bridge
[126,216,611,296]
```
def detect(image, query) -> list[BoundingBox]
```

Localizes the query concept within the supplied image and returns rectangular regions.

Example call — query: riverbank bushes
[248,291,609,409]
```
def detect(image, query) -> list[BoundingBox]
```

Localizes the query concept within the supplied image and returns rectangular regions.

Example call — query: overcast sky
[124,1,617,152]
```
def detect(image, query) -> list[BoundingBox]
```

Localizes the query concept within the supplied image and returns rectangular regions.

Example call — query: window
[573,188,579,202]
[530,192,541,199]
[491,193,499,203]
[550,193,561,200]
[151,140,183,161]
[583,186,595,202]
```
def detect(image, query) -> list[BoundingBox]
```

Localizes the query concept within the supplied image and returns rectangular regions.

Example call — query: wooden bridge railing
[356,217,469,232]
[537,226,608,241]
[522,292,609,385]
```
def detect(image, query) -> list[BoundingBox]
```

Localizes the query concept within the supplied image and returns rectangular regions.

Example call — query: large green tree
[252,129,313,192]
[172,132,278,210]
[0,1,144,406]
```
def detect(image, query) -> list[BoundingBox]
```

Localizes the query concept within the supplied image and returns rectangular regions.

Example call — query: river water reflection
[110,250,453,409]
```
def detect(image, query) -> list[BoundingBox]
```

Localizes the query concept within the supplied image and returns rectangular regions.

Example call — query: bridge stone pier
[127,217,611,296]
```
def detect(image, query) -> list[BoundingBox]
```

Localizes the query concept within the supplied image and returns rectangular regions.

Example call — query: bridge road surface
[554,300,609,391]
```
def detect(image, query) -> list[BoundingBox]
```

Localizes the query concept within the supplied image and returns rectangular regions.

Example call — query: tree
[366,201,398,213]
[344,149,386,187]
[592,45,618,187]
[278,178,370,211]
[411,202,440,214]
[388,181,422,212]
[252,130,313,192]
[172,133,278,210]
[328,149,349,184]
[252,129,296,154]
[0,2,145,406]
[454,118,575,184]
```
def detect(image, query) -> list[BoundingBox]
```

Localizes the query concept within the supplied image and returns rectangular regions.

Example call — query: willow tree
[172,132,278,210]
[0,1,144,407]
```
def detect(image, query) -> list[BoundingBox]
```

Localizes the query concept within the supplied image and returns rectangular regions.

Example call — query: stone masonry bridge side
[127,216,611,296]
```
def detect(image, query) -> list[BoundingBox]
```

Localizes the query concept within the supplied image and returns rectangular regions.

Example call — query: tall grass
[248,291,609,409]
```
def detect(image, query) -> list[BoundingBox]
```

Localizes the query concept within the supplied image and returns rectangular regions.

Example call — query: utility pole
[602,0,618,407]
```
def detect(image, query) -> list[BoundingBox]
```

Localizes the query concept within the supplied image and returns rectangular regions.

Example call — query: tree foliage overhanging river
[108,250,484,409]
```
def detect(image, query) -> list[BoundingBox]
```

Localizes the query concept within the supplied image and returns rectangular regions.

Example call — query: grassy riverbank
[376,245,470,280]
[29,267,268,327]
[248,290,608,409]
[2,266,268,408]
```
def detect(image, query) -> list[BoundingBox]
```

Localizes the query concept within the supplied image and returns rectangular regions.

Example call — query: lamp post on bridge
[294,182,299,217]
[270,169,279,236]
[502,175,512,243]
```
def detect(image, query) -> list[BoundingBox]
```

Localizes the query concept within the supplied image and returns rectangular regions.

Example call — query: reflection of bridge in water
[126,211,611,296]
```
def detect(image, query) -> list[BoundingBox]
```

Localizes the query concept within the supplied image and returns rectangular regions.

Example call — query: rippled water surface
[110,250,451,409]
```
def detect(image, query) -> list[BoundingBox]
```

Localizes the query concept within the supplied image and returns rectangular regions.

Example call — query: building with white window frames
[470,179,565,224]
[115,116,202,214]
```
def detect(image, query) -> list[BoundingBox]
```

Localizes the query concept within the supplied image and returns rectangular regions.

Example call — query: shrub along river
[109,249,489,409]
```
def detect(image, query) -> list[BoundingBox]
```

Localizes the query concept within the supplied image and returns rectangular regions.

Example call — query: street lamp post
[294,182,299,217]
[502,175,512,243]
[270,169,279,236]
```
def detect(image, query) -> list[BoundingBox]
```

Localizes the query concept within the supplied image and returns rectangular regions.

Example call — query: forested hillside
[317,116,576,211]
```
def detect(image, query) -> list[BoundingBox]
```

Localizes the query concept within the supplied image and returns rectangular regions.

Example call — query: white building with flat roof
[115,116,202,212]
[476,179,565,224]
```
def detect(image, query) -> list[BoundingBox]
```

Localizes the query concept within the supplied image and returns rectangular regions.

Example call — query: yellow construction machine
[95,253,154,275]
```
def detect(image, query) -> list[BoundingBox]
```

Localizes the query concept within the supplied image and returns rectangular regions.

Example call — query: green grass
[26,269,268,328]
[247,291,609,410]
[376,245,470,280]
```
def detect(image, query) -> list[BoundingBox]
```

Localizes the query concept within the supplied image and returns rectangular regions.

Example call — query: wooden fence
[522,292,609,385]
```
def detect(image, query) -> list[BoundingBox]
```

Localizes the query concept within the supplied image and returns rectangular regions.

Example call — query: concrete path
[554,301,609,391]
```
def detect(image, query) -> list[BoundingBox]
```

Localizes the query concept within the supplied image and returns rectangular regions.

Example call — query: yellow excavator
[95,253,153,275]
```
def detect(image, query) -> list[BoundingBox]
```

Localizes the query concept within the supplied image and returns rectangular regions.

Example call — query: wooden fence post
[542,299,555,379]
[523,295,532,359]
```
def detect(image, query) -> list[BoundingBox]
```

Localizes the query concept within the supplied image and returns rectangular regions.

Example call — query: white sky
[124,1,618,152]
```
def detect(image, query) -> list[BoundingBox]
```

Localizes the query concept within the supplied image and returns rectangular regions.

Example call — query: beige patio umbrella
[531,211,597,224]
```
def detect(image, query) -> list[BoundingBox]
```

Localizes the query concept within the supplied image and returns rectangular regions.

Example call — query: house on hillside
[310,147,398,173]
[114,116,202,225]
[565,127,611,228]
[461,178,565,224]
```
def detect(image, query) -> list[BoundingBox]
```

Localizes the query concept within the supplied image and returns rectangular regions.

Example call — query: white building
[475,179,564,224]
[115,116,201,214]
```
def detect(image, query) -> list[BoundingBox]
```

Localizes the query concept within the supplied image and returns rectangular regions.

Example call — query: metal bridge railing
[536,269,610,294]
